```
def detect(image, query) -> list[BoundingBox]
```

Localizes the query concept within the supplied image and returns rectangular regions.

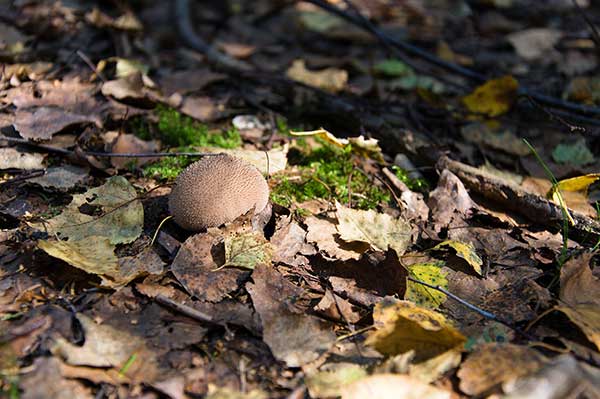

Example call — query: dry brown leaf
[286,59,348,93]
[180,96,224,122]
[335,201,412,255]
[305,215,366,261]
[13,107,99,141]
[27,165,88,190]
[171,232,250,302]
[52,314,159,382]
[457,343,547,396]
[560,252,600,307]
[246,264,336,367]
[109,133,160,169]
[0,148,44,169]
[554,304,600,351]
[20,357,93,399]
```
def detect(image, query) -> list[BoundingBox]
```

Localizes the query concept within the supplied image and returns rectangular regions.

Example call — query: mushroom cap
[169,154,269,231]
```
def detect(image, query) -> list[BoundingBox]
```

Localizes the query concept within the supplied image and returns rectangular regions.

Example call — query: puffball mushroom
[168,154,270,231]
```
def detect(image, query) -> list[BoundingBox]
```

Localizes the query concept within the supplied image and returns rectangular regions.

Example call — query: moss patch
[140,107,243,180]
[271,140,390,210]
[391,165,429,192]
[155,106,241,148]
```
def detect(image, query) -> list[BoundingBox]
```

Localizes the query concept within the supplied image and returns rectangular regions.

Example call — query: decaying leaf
[305,363,368,398]
[20,357,93,399]
[457,343,547,396]
[502,354,600,399]
[38,237,119,277]
[461,122,530,156]
[431,240,483,276]
[203,145,289,175]
[336,201,412,256]
[554,304,600,351]
[305,215,365,261]
[41,176,143,245]
[247,264,336,367]
[409,347,462,384]
[290,128,384,162]
[205,385,268,399]
[406,262,448,309]
[52,314,158,381]
[366,299,466,360]
[552,139,595,166]
[35,177,144,283]
[0,148,44,170]
[110,133,160,169]
[286,59,348,93]
[222,231,273,270]
[341,374,450,399]
[27,165,88,190]
[462,76,519,117]
[172,232,250,302]
[506,28,562,61]
[560,252,600,307]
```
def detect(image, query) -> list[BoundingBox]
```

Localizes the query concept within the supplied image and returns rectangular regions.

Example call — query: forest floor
[2,1,600,398]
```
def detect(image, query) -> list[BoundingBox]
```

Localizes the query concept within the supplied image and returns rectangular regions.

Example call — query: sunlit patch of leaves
[271,139,390,210]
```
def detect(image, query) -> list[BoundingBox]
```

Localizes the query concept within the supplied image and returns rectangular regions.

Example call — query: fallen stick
[437,156,600,243]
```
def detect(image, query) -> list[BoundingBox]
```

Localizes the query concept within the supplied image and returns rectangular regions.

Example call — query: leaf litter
[2,0,600,398]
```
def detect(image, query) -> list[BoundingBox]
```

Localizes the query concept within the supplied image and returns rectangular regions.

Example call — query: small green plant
[391,165,429,192]
[524,139,569,270]
[143,152,196,180]
[271,140,390,210]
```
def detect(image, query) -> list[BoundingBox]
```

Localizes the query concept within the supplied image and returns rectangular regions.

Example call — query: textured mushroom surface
[169,154,269,231]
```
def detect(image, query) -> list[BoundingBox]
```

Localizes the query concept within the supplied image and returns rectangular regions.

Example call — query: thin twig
[1,135,222,158]
[155,294,216,324]
[76,50,106,82]
[571,0,600,57]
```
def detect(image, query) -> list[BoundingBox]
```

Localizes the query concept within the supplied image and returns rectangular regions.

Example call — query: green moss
[142,151,196,181]
[155,106,241,148]
[140,107,242,180]
[128,116,152,140]
[271,140,390,210]
[391,165,429,192]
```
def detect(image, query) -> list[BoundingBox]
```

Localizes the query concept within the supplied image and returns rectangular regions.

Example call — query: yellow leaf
[366,299,466,360]
[335,201,412,255]
[431,240,483,276]
[552,174,600,195]
[462,76,519,117]
[406,262,447,309]
[290,128,348,147]
[38,237,118,278]
[290,128,384,162]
